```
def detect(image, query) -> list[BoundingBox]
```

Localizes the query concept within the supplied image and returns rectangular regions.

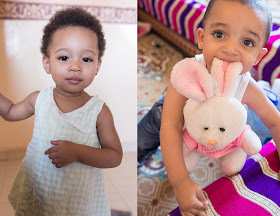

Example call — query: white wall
[0,4,136,152]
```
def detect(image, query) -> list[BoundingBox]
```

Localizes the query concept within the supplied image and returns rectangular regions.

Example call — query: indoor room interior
[137,0,280,215]
[0,0,137,216]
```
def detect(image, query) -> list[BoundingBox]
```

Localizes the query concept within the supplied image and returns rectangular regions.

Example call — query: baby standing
[0,7,122,215]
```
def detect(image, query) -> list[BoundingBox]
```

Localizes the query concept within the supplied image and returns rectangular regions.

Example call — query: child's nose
[69,60,82,72]
[222,39,239,56]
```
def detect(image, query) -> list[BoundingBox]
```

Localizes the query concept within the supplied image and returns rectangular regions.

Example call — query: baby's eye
[204,127,209,131]
[220,128,226,132]
[82,57,93,62]
[58,56,69,61]
[243,39,254,47]
[213,31,224,39]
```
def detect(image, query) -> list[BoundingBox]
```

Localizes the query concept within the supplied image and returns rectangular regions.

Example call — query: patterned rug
[137,32,184,121]
[137,33,224,216]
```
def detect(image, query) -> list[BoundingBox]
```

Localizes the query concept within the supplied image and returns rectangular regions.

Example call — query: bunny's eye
[220,128,226,132]
[204,127,209,130]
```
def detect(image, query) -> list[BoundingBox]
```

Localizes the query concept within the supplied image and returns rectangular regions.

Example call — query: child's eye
[58,56,69,61]
[243,39,254,47]
[213,31,224,39]
[83,57,93,62]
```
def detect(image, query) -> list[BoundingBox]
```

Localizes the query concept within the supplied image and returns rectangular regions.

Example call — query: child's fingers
[191,198,206,211]
[197,190,208,209]
[50,140,62,145]
[51,158,60,165]
[45,141,62,154]
[45,147,54,155]
[45,146,58,155]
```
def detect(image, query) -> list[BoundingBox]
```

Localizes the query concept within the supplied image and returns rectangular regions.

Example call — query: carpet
[111,210,132,216]
[137,32,224,216]
[137,32,184,108]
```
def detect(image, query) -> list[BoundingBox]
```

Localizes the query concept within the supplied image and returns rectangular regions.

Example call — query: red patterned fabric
[168,142,280,216]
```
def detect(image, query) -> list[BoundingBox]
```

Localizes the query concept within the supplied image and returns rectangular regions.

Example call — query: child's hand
[45,140,79,168]
[173,178,208,216]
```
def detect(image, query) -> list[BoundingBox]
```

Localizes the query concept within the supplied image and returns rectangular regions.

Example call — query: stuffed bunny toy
[171,57,262,176]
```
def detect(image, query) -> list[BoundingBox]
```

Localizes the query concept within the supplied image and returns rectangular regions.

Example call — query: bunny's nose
[208,140,217,145]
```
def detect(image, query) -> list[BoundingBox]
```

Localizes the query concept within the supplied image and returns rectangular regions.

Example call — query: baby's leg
[138,96,165,165]
[184,150,201,173]
[220,148,247,176]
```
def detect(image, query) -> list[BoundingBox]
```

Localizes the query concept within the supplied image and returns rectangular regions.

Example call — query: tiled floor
[0,152,137,216]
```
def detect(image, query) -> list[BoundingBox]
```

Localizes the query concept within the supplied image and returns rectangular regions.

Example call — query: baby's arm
[242,79,280,160]
[82,103,123,168]
[0,91,39,121]
[46,104,123,168]
[160,84,208,216]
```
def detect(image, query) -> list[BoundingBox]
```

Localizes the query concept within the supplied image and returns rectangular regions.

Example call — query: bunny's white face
[184,97,247,150]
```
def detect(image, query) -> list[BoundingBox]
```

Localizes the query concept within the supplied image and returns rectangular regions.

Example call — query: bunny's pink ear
[170,58,215,101]
[211,58,243,97]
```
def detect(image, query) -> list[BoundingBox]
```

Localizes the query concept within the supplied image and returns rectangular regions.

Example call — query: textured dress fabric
[9,87,110,216]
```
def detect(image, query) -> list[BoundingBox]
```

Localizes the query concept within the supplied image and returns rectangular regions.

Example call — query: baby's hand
[45,140,79,168]
[173,178,208,216]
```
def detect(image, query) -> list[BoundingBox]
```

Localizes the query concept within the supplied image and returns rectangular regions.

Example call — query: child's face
[43,26,101,95]
[197,1,268,75]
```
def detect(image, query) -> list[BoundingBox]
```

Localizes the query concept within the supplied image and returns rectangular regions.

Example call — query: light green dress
[9,87,110,216]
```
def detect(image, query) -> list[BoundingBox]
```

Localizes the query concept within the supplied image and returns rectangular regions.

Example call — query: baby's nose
[208,140,217,145]
[223,39,239,56]
[69,60,82,72]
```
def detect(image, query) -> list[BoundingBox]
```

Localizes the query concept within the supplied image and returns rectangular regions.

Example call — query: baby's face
[43,26,101,96]
[197,1,268,75]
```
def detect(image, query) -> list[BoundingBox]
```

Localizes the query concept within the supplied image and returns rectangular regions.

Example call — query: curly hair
[41,7,106,58]
[202,0,272,46]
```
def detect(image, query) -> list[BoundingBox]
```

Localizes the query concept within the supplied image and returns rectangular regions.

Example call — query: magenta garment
[168,142,280,216]
[182,125,251,159]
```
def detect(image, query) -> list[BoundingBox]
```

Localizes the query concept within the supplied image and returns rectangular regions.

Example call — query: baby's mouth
[66,77,82,85]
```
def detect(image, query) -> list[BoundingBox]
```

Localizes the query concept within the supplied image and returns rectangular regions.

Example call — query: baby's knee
[220,164,241,176]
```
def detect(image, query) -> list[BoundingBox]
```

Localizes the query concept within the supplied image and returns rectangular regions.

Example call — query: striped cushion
[138,0,206,45]
[168,142,280,216]
[255,24,280,83]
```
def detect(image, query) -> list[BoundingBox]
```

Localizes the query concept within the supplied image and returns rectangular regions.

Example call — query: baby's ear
[96,58,102,75]
[170,58,215,101]
[42,56,51,74]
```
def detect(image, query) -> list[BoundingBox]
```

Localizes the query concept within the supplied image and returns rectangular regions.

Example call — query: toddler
[159,0,280,216]
[0,7,122,216]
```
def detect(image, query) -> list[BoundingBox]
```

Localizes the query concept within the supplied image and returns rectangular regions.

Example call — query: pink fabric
[169,142,279,216]
[145,0,152,15]
[188,5,205,43]
[182,125,251,158]
[204,176,272,216]
[171,0,185,33]
[158,0,164,23]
